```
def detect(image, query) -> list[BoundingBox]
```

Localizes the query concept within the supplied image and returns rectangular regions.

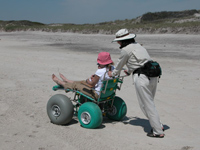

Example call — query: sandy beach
[0,31,200,150]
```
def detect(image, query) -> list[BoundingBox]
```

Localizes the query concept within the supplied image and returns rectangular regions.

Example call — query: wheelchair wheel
[47,94,74,125]
[78,102,102,129]
[106,96,127,121]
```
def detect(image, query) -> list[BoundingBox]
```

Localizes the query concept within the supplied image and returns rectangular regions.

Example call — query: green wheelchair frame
[47,76,127,129]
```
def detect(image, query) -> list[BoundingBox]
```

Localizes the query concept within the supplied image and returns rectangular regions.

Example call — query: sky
[0,0,200,24]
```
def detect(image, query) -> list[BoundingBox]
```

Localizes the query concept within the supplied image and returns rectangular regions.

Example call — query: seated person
[52,52,114,100]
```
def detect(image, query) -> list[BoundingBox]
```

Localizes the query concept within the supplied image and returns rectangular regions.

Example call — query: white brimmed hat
[112,29,136,42]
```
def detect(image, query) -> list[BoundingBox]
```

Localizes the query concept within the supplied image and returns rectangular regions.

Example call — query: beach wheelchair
[47,76,127,129]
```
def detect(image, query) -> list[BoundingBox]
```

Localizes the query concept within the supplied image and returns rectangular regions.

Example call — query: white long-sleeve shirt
[94,66,114,94]
[112,42,151,77]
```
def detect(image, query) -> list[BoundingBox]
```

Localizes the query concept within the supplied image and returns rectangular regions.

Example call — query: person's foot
[59,73,73,83]
[150,127,165,133]
[147,133,165,138]
[52,74,61,85]
[59,73,67,81]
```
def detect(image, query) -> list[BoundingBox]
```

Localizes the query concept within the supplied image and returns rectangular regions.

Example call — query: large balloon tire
[47,94,74,125]
[78,102,102,129]
[106,96,127,121]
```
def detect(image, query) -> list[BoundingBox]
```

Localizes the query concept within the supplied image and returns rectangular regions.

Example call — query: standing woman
[108,29,164,138]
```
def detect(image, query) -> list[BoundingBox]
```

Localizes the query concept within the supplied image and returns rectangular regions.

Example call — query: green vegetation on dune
[1,9,200,34]
[0,20,45,31]
[140,9,199,22]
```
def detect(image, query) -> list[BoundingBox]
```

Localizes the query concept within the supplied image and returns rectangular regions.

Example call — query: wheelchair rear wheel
[47,94,74,125]
[106,96,127,121]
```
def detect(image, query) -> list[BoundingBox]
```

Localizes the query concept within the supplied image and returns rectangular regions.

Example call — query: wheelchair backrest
[97,77,119,102]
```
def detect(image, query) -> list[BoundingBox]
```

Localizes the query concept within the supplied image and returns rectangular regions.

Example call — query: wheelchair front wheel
[78,102,102,129]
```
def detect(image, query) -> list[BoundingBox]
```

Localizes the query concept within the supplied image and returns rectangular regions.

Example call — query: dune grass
[1,9,200,33]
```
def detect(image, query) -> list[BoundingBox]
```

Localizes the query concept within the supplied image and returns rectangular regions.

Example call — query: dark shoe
[150,127,165,133]
[147,133,165,138]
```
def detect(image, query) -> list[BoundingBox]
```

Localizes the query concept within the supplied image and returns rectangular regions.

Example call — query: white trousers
[133,74,164,135]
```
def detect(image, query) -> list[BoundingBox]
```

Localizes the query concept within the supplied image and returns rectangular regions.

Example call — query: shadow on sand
[52,116,170,132]
[122,116,170,133]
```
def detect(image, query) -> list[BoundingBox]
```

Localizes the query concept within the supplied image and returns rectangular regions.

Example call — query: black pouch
[142,61,162,77]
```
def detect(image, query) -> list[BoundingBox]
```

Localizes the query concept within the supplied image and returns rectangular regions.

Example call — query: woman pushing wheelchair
[108,29,165,138]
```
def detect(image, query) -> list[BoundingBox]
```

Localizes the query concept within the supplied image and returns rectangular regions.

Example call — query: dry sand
[0,31,200,150]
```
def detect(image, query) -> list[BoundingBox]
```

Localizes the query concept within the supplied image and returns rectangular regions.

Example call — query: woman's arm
[109,50,129,77]
[86,74,99,87]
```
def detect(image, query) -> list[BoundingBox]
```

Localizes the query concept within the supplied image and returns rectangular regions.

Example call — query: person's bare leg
[52,74,66,86]
[59,73,73,83]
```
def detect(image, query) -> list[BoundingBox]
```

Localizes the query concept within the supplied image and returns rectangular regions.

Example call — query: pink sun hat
[97,52,113,65]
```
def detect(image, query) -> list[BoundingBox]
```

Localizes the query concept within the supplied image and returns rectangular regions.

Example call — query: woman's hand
[90,74,95,81]
[108,71,113,77]
[86,74,99,87]
[124,70,130,76]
